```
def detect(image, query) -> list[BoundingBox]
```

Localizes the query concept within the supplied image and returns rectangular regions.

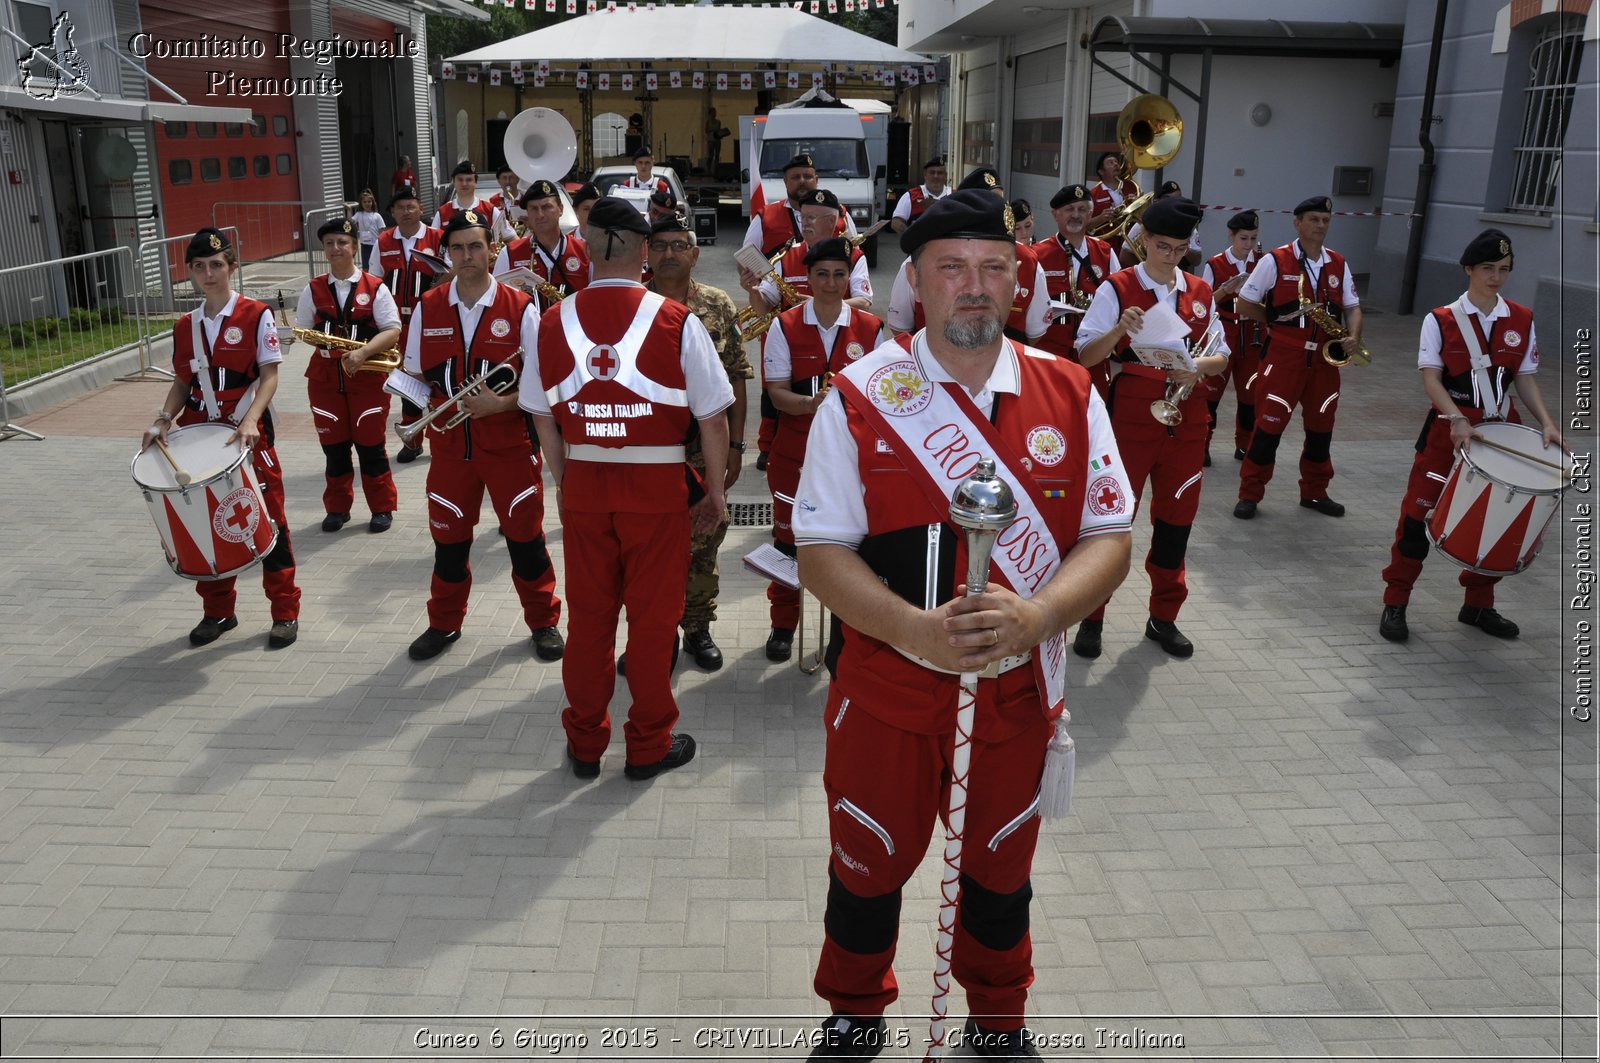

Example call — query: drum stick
[153,439,193,486]
[1469,435,1571,477]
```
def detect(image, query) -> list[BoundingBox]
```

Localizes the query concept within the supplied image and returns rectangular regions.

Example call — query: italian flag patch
[1089,453,1114,472]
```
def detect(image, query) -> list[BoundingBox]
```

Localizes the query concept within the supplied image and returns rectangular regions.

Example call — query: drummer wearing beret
[1377,229,1565,643]
[142,228,302,649]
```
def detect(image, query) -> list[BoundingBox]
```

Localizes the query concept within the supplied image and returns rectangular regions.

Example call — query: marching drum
[1426,420,1571,577]
[131,423,278,581]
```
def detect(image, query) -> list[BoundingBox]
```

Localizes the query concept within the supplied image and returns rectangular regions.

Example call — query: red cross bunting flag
[567,0,576,10]
[489,68,502,86]
[510,60,522,76]
[811,71,824,87]
[763,71,776,88]
[538,60,550,76]
[716,72,728,91]
[441,62,455,80]
[533,72,545,88]
[646,72,658,90]
[597,72,610,90]
[575,70,588,88]
[692,70,705,88]
[845,0,854,10]
[586,0,597,9]
[511,67,524,84]
[669,70,682,88]
[906,67,920,85]
[542,0,553,9]
[809,1,818,11]
[739,72,752,90]
[787,70,800,88]
[621,73,633,90]
[827,0,837,10]
[924,64,937,81]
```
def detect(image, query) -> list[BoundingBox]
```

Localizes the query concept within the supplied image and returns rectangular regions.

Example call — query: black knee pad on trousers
[824,866,902,955]
[1399,515,1430,561]
[1303,430,1333,464]
[1148,519,1191,571]
[354,443,390,478]
[957,873,1032,952]
[321,441,354,478]
[505,534,553,582]
[1247,430,1283,466]
[434,539,471,583]
[263,524,294,571]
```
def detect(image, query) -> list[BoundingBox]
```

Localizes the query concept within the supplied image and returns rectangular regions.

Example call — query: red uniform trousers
[816,685,1050,1031]
[766,451,802,630]
[560,507,691,765]
[196,443,301,623]
[307,370,398,516]
[1199,316,1262,454]
[423,452,560,633]
[1086,373,1205,624]
[1381,413,1513,609]
[1239,339,1341,503]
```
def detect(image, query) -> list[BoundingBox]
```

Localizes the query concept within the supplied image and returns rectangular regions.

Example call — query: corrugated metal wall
[410,12,434,193]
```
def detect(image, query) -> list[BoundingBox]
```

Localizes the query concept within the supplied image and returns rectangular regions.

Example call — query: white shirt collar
[329,270,361,285]
[1225,247,1252,268]
[1134,263,1187,295]
[448,275,500,309]
[803,300,851,328]
[395,225,424,242]
[1059,233,1090,254]
[1292,240,1329,266]
[1456,292,1507,322]
[453,194,479,209]
[201,292,239,323]
[911,331,1021,397]
[588,277,645,289]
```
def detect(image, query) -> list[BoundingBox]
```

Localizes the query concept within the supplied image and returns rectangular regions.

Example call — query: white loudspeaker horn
[503,107,578,185]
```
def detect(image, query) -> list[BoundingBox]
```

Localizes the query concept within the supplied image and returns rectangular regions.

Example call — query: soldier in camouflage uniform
[646,216,751,670]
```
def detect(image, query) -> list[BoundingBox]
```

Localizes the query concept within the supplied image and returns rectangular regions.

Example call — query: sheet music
[1127,300,1197,373]
[742,543,800,590]
[734,244,775,277]
[383,369,431,407]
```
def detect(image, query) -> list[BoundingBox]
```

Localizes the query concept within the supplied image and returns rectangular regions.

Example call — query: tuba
[503,107,578,189]
[1089,94,1183,243]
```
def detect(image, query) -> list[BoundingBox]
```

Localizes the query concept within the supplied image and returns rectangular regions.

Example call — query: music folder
[742,543,800,590]
[384,369,431,407]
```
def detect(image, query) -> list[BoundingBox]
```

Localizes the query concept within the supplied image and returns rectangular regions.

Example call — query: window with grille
[593,112,628,159]
[1508,16,1583,214]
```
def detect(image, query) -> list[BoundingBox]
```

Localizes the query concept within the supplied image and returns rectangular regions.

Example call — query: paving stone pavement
[1,243,1596,1061]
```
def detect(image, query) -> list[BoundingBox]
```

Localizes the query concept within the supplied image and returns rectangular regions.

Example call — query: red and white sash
[832,341,1068,718]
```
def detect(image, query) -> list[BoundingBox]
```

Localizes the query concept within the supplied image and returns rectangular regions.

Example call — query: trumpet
[735,265,806,341]
[1297,274,1372,367]
[293,328,402,373]
[1150,328,1225,426]
[394,361,519,448]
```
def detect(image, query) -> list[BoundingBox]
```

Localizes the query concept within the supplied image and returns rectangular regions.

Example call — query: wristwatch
[729,441,748,453]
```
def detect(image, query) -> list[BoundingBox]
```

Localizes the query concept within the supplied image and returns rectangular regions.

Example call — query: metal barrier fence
[210,200,352,283]
[302,205,351,282]
[121,227,244,382]
[0,246,150,441]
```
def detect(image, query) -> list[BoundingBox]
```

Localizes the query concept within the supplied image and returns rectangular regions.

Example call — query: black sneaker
[961,1018,1041,1060]
[766,627,795,662]
[1379,604,1409,643]
[395,443,422,464]
[1459,605,1519,639]
[1234,447,1246,461]
[267,620,298,649]
[755,450,769,472]
[566,744,600,779]
[682,627,723,671]
[1299,496,1346,517]
[1233,499,1258,519]
[408,626,460,661]
[1145,617,1194,658]
[322,511,351,532]
[368,512,393,534]
[623,733,697,780]
[189,614,238,646]
[1203,449,1213,468]
[530,626,565,661]
[809,1014,886,1060]
[1072,618,1103,659]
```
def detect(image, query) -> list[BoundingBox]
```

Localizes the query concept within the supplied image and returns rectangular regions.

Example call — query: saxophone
[293,328,402,373]
[1297,273,1371,367]
[735,243,804,340]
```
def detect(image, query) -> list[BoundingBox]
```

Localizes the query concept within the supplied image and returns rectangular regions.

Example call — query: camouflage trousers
[682,453,730,632]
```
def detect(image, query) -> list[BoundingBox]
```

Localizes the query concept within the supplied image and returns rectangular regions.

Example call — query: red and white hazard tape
[1197,203,1420,218]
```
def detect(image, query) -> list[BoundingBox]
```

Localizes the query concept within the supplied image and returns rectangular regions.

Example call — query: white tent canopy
[449,7,932,65]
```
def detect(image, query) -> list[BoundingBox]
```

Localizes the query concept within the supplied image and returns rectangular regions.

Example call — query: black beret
[1140,196,1204,241]
[648,190,676,209]
[442,209,492,241]
[784,153,816,172]
[804,237,852,267]
[588,196,651,237]
[519,180,559,206]
[957,168,1002,193]
[1460,228,1514,268]
[317,217,356,241]
[1050,183,1091,209]
[801,188,842,213]
[1294,195,1333,217]
[1226,210,1259,231]
[1010,198,1032,223]
[899,188,1015,256]
[185,227,231,262]
[650,214,692,236]
[1157,180,1183,198]
[923,155,946,170]
[451,160,475,178]
[389,185,419,208]
[569,182,600,206]
[632,144,653,160]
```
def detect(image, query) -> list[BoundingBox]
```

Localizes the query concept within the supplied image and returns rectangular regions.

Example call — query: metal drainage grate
[728,501,774,527]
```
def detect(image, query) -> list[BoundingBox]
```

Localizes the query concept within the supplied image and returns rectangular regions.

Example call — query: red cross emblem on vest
[587,344,620,381]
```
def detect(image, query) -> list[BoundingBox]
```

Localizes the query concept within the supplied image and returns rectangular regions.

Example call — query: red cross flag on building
[567,0,577,10]
[441,62,455,79]
[575,70,588,89]
[510,60,522,77]
[811,71,824,87]
[621,73,633,90]
[844,0,854,10]
[827,0,838,11]
[692,71,705,88]
[597,72,610,90]
[787,70,800,88]
[739,72,752,90]
[511,67,524,84]
[924,64,937,81]
[586,0,597,9]
[466,68,479,83]
[646,72,658,90]
[763,70,776,88]
[669,70,682,88]
[538,60,550,76]
[489,68,502,86]
[716,72,728,91]
[534,71,545,88]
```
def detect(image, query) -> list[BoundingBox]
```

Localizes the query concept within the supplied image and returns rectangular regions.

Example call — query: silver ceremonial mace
[925,457,1018,1061]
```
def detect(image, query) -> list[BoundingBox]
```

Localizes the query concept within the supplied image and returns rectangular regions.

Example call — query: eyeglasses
[649,240,693,254]
[1148,240,1188,258]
